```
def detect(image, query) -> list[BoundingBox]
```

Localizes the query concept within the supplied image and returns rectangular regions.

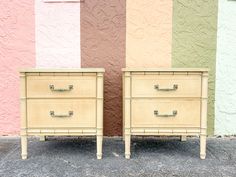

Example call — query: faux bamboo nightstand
[122,68,208,159]
[20,68,104,159]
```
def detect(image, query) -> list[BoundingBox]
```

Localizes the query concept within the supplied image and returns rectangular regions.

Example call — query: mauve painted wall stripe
[0,0,35,135]
[81,0,126,136]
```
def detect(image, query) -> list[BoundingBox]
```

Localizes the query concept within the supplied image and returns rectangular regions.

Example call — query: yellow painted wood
[131,99,200,127]
[96,72,104,159]
[20,69,104,160]
[27,76,96,98]
[27,128,97,136]
[122,68,209,72]
[21,136,27,160]
[181,135,187,142]
[132,74,201,98]
[200,72,208,160]
[123,69,208,159]
[20,73,27,159]
[122,74,125,141]
[27,99,96,128]
[20,68,105,73]
[124,72,131,159]
[39,136,46,141]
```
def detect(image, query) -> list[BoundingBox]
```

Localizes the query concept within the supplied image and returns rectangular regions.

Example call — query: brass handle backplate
[154,84,178,91]
[50,111,73,118]
[154,110,177,117]
[49,85,73,92]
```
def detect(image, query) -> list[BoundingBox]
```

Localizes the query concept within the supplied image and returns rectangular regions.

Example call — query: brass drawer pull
[49,85,73,92]
[50,111,73,118]
[154,84,178,91]
[154,110,177,117]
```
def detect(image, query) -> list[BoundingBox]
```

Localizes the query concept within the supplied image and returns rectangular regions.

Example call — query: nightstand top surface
[122,68,209,72]
[20,68,105,73]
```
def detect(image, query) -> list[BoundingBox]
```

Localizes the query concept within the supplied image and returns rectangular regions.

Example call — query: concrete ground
[0,136,235,177]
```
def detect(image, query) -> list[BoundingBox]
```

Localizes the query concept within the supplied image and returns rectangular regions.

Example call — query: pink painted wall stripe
[35,0,81,68]
[0,0,35,135]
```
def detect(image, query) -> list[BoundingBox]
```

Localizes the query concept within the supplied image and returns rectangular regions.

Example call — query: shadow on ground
[0,136,235,177]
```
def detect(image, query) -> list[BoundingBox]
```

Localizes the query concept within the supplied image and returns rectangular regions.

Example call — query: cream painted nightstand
[122,68,208,159]
[20,68,104,159]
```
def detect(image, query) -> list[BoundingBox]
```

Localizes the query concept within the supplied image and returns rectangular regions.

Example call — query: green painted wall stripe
[172,0,218,135]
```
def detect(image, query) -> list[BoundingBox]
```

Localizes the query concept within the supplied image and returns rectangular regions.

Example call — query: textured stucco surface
[126,0,172,67]
[172,0,218,135]
[35,0,81,68]
[215,0,236,135]
[0,1,35,135]
[81,0,125,136]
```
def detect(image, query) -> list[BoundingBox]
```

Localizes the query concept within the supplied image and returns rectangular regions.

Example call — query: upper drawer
[131,74,201,98]
[27,76,96,98]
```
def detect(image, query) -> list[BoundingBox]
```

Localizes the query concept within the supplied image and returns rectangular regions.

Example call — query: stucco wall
[81,0,126,136]
[126,0,172,67]
[0,0,35,135]
[172,0,218,135]
[215,0,236,135]
[2,0,236,136]
[35,0,81,68]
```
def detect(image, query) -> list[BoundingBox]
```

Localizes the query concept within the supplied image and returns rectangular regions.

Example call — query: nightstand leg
[39,136,46,141]
[21,135,27,160]
[181,135,187,142]
[125,135,131,159]
[200,135,206,159]
[97,135,103,159]
[123,131,125,141]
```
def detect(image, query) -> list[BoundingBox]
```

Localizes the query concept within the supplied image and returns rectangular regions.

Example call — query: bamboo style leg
[97,135,103,159]
[21,135,27,160]
[181,135,187,142]
[20,72,27,160]
[123,129,125,141]
[39,136,46,141]
[200,72,208,159]
[200,135,206,159]
[96,72,103,160]
[124,71,131,159]
[125,134,131,159]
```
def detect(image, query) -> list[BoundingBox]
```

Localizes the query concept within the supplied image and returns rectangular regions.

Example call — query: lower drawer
[27,99,96,128]
[131,99,200,127]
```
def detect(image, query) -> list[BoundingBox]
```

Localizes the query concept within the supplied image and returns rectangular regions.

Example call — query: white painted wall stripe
[35,0,81,68]
[215,0,236,135]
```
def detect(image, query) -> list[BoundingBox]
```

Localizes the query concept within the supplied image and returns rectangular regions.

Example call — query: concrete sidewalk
[0,137,235,177]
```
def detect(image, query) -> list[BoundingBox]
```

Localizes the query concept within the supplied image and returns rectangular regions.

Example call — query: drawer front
[27,99,96,128]
[27,76,96,98]
[131,99,200,127]
[132,75,201,97]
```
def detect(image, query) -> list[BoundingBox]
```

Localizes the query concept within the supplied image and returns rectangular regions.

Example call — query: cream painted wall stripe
[35,0,81,68]
[215,0,236,135]
[126,0,172,67]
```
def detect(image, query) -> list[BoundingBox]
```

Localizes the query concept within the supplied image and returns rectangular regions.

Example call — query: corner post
[200,71,208,159]
[124,71,131,159]
[20,72,27,160]
[96,72,104,159]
